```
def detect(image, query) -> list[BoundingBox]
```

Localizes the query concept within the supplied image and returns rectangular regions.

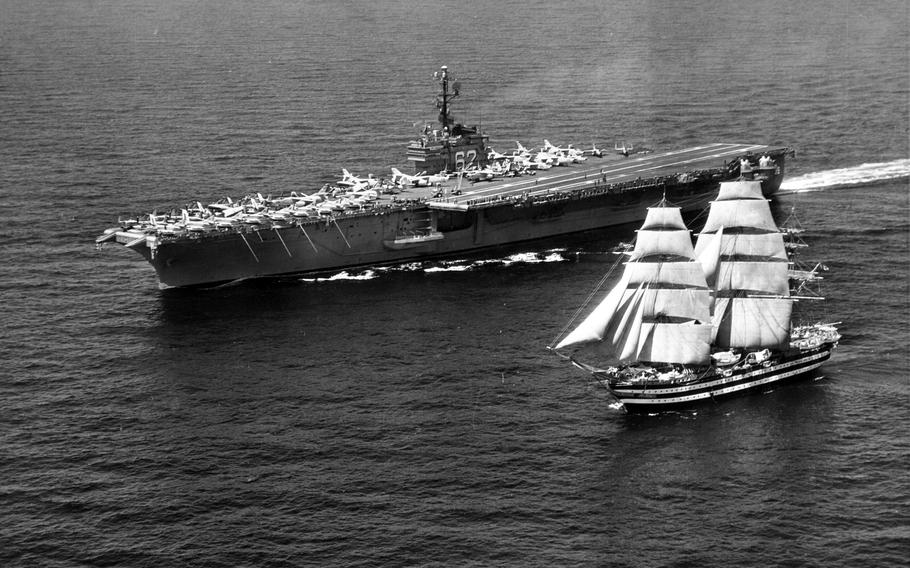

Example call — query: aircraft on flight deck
[390,168,451,187]
[543,140,588,163]
[339,169,380,189]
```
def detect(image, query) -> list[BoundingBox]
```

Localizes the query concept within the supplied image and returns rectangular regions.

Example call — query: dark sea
[1,1,908,566]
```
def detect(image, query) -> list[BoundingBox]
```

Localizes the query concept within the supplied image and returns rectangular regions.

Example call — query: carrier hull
[107,143,789,288]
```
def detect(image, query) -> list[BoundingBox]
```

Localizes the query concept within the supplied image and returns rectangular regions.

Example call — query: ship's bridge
[406,128,489,175]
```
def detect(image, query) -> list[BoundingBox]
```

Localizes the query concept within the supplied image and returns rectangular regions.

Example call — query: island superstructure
[97,67,793,289]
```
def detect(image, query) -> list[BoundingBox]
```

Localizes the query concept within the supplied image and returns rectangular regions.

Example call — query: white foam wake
[423,251,568,272]
[299,250,569,282]
[779,159,910,193]
[299,270,378,282]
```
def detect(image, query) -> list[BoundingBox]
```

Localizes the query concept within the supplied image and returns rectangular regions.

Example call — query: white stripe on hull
[612,349,831,407]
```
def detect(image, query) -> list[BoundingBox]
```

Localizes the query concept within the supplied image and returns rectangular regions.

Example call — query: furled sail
[556,204,712,365]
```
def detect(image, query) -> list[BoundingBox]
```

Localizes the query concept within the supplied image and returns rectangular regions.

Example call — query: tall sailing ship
[551,179,840,413]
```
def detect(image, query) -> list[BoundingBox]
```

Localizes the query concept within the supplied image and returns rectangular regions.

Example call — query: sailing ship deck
[426,142,783,211]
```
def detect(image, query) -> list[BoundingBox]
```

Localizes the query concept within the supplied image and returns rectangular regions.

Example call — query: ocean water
[1,1,908,566]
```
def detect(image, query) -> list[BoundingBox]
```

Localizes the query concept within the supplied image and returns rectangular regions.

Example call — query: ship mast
[435,66,459,133]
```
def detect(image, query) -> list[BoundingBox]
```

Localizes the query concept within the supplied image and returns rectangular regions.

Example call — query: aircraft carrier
[97,67,792,289]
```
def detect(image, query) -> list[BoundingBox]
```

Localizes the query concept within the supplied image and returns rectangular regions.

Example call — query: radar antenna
[434,66,460,131]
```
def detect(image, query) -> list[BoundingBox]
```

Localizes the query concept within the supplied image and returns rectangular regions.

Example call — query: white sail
[639,288,712,323]
[711,297,730,342]
[696,225,724,286]
[715,261,790,296]
[626,261,710,288]
[617,290,646,361]
[630,228,695,261]
[715,180,765,201]
[607,283,712,364]
[608,283,645,348]
[714,297,792,349]
[701,200,778,234]
[554,271,631,349]
[640,206,688,230]
[637,322,713,365]
[642,288,711,323]
[694,231,787,261]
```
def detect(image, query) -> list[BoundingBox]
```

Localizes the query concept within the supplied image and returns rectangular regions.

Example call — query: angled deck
[428,142,781,211]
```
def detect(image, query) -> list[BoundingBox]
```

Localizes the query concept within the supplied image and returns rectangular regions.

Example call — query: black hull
[604,346,834,413]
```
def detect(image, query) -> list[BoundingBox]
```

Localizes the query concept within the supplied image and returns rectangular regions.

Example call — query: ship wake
[778,159,910,194]
[298,251,569,282]
[422,251,568,273]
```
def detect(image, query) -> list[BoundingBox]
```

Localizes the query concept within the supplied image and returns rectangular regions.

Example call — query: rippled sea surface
[1,1,907,566]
